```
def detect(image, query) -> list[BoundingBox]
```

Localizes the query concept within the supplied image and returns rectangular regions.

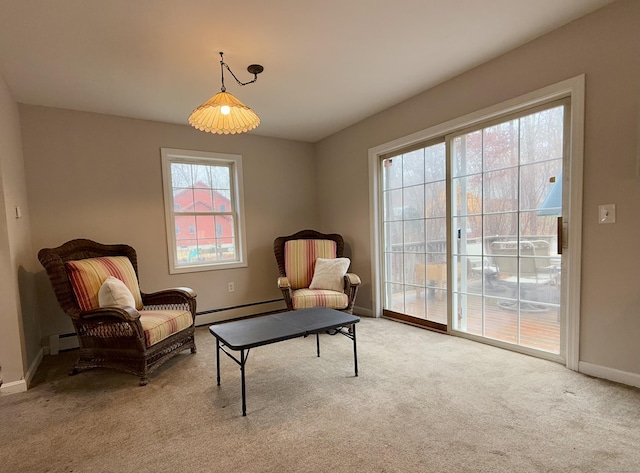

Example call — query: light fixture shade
[188,91,260,135]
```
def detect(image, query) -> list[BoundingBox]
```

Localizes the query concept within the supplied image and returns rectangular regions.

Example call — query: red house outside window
[170,163,238,264]
[173,183,235,262]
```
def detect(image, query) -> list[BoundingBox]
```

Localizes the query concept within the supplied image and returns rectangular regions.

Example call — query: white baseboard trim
[0,348,43,395]
[579,361,640,388]
[0,379,27,395]
[25,348,43,388]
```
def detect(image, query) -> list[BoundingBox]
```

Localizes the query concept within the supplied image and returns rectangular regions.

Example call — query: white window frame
[161,148,248,274]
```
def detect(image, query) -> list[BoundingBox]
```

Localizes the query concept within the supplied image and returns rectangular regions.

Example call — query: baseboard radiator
[195,299,286,326]
[47,299,287,355]
[49,332,80,355]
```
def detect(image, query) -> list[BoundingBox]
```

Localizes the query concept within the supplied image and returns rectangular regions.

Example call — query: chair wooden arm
[345,273,361,286]
[344,273,360,313]
[277,277,291,289]
[76,306,145,341]
[277,277,294,310]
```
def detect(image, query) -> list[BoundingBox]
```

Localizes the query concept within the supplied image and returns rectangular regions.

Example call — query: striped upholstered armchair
[38,239,197,385]
[273,229,361,314]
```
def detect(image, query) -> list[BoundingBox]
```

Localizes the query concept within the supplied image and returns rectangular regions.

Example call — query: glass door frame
[368,75,585,369]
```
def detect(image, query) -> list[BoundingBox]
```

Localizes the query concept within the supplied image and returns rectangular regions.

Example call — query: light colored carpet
[1,317,639,473]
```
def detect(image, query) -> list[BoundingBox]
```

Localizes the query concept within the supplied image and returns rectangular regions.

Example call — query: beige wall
[6,0,640,387]
[0,72,39,389]
[316,0,640,376]
[20,106,317,338]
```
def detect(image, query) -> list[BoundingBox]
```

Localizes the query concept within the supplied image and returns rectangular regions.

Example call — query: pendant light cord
[219,52,227,92]
[219,51,259,93]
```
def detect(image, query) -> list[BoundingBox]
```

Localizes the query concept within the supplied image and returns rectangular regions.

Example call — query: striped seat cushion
[291,288,348,310]
[65,256,143,311]
[284,239,337,289]
[139,309,193,347]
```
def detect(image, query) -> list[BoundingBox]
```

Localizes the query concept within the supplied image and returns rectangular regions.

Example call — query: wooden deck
[388,284,560,354]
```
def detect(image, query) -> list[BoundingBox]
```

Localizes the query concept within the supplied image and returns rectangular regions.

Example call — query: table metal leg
[216,338,221,386]
[240,349,247,416]
[352,324,358,377]
[316,332,320,357]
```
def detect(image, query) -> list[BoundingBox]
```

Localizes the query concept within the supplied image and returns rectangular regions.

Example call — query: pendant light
[188,52,263,135]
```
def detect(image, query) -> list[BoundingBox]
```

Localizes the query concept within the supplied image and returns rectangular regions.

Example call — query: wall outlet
[228,282,235,293]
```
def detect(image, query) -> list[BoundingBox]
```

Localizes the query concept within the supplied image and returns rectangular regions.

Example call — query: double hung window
[161,148,247,273]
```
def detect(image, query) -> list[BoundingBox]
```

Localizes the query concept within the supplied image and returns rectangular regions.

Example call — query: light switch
[598,204,615,224]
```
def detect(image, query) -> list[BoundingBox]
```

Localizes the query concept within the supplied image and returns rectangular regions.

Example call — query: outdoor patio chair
[490,240,555,312]
[273,229,361,314]
[38,238,197,385]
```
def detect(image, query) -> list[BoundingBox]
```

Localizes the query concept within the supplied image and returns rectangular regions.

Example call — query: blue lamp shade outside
[537,173,562,216]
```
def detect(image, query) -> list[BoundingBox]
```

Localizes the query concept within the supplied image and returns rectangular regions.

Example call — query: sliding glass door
[380,99,568,354]
[451,102,566,354]
[381,140,448,331]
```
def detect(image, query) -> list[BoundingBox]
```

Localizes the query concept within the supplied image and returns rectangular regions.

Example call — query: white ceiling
[0,0,615,143]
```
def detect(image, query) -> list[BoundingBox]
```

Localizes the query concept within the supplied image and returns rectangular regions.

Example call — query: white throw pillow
[309,257,350,292]
[98,276,136,307]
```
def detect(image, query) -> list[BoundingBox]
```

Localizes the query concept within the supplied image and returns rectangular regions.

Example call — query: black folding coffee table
[209,307,360,416]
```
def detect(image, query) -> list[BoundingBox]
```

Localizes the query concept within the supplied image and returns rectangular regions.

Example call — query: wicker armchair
[274,229,360,314]
[38,239,197,385]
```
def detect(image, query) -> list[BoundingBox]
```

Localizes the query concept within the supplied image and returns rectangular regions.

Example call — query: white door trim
[368,75,585,370]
